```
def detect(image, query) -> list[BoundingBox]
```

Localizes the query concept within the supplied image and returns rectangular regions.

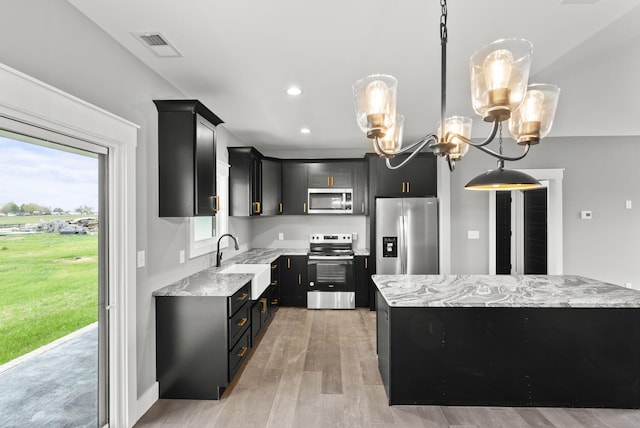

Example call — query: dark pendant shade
[465,168,541,191]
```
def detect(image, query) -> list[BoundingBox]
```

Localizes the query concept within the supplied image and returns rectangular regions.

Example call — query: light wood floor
[135,307,640,428]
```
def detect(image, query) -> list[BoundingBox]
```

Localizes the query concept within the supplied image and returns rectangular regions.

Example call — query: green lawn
[0,214,94,226]
[0,233,98,364]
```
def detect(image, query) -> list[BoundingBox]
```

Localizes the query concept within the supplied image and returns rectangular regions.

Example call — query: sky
[0,136,99,212]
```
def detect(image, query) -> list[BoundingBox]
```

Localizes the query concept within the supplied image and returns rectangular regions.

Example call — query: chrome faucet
[216,233,239,267]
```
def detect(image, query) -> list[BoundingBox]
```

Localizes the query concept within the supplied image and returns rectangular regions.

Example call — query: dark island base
[376,292,640,408]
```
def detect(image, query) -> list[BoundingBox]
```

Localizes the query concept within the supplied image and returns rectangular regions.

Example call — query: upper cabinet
[154,100,224,217]
[261,158,282,216]
[281,161,308,215]
[307,162,353,188]
[228,147,262,216]
[371,153,437,198]
[228,147,282,216]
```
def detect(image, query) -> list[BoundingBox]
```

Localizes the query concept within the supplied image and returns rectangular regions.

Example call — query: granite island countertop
[153,246,369,298]
[373,274,640,308]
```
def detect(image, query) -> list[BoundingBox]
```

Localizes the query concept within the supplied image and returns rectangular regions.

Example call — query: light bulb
[365,80,389,115]
[520,90,544,122]
[484,49,514,91]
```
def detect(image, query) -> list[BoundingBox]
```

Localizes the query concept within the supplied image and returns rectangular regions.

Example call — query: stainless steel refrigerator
[375,197,438,274]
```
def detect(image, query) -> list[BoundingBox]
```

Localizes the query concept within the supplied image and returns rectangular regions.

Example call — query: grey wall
[449,135,640,289]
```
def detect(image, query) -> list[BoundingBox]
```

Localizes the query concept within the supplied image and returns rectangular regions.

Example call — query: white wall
[449,135,640,289]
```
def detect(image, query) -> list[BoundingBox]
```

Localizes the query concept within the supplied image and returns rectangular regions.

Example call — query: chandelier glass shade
[352,1,560,190]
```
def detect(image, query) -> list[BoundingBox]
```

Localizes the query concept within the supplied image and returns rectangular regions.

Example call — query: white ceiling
[69,0,640,151]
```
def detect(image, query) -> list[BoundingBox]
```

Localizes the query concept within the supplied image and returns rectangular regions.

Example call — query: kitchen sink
[219,264,271,299]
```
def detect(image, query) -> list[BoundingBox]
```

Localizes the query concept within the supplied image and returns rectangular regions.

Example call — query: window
[189,160,229,258]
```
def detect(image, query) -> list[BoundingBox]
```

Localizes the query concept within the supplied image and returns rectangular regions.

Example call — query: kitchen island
[373,274,640,408]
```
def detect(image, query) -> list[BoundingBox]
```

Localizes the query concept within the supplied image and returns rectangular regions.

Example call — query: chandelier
[352,0,560,190]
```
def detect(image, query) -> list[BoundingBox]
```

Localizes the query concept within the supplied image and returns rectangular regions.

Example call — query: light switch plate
[179,250,185,264]
[467,230,480,240]
[580,211,592,220]
[137,250,145,268]
[278,232,284,240]
[626,200,632,209]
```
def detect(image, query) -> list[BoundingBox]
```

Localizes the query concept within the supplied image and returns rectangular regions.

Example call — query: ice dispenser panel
[382,236,397,257]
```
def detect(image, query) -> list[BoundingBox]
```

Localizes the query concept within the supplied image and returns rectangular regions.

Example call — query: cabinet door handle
[213,195,221,212]
[279,202,283,213]
[271,281,277,286]
[407,181,410,193]
[303,202,307,213]
[327,176,331,187]
[331,176,334,186]
[402,182,406,193]
[271,264,278,270]
[271,299,278,305]
[237,317,248,327]
[362,202,365,213]
[237,346,248,358]
[260,298,268,313]
[287,258,291,269]
[237,292,249,302]
[253,201,261,213]
[298,274,301,285]
[365,257,368,269]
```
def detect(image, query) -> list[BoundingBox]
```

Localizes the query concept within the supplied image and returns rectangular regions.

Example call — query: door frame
[0,62,139,427]
[488,168,564,275]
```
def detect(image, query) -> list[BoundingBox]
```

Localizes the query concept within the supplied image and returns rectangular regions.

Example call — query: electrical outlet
[626,200,632,209]
[467,230,480,240]
[278,232,284,240]
[179,250,185,264]
[626,282,632,288]
[137,250,145,268]
[353,233,358,241]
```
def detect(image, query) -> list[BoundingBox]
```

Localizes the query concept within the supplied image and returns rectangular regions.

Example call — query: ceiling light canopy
[300,128,311,134]
[352,0,560,191]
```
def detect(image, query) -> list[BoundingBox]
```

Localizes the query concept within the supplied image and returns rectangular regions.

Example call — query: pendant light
[352,0,560,189]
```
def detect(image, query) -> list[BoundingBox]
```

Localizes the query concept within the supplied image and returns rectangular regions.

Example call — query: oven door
[307,255,354,292]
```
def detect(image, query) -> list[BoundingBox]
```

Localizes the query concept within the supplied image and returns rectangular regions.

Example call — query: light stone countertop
[152,247,305,298]
[373,274,640,308]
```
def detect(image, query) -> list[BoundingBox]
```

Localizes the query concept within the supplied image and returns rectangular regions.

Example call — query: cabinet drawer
[228,302,250,348]
[229,282,251,315]
[229,327,251,381]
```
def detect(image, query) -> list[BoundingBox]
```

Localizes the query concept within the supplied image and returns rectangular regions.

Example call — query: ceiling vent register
[132,32,182,57]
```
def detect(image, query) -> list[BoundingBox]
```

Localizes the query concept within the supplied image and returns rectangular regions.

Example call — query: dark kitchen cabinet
[155,282,251,399]
[281,161,308,215]
[355,255,371,308]
[353,161,368,214]
[372,153,437,197]
[154,100,224,217]
[262,158,282,215]
[269,260,280,310]
[307,162,353,188]
[228,147,262,216]
[279,255,307,307]
[251,288,271,345]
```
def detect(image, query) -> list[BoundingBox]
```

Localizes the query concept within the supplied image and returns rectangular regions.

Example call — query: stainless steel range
[307,233,355,309]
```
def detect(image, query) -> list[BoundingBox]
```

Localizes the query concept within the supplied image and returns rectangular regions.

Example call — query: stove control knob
[309,281,315,287]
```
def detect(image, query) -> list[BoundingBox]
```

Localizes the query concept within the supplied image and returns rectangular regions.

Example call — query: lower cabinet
[280,255,308,307]
[155,282,251,399]
[250,288,272,345]
[355,255,371,308]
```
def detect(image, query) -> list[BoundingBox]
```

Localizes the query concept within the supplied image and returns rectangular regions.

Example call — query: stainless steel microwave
[307,188,353,214]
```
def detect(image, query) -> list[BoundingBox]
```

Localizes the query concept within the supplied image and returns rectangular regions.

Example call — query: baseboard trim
[135,382,159,423]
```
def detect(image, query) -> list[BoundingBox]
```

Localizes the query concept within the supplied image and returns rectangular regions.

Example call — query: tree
[75,205,94,214]
[1,201,19,214]
[53,207,64,214]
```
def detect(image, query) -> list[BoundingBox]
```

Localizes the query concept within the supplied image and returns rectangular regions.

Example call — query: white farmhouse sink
[220,264,271,299]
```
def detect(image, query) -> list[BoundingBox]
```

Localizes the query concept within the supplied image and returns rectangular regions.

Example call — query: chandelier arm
[472,142,531,162]
[392,133,438,155]
[384,137,436,170]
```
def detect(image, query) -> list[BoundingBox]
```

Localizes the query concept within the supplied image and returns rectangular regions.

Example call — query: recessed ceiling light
[286,86,303,96]
[300,128,311,134]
